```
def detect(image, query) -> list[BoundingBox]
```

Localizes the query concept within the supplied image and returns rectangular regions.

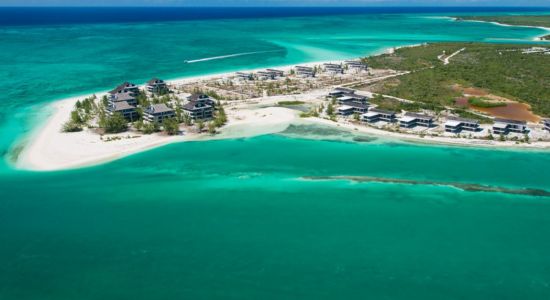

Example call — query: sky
[0,0,549,6]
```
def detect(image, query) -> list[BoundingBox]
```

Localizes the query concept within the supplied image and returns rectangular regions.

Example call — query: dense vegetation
[363,43,550,117]
[454,15,550,28]
[365,43,465,71]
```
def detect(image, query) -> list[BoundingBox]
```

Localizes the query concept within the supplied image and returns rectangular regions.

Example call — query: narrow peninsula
[15,43,550,171]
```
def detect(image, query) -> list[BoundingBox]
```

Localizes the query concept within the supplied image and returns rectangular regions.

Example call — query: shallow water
[1,135,550,299]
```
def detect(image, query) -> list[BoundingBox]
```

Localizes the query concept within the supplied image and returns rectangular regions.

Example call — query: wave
[185,50,282,63]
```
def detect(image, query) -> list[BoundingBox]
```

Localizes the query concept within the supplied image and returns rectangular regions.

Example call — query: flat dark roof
[370,108,396,115]
[347,102,369,109]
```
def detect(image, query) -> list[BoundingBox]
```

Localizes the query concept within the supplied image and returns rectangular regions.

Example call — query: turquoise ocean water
[1,7,550,299]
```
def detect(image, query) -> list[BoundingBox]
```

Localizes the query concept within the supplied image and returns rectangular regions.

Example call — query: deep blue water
[1,6,550,26]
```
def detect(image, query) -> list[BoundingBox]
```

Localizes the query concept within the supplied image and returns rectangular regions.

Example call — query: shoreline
[448,16,550,41]
[13,41,550,172]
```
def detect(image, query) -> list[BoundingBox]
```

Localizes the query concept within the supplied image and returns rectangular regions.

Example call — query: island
[15,43,550,171]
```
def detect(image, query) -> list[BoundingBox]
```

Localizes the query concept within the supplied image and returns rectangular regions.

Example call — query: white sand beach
[15,95,300,171]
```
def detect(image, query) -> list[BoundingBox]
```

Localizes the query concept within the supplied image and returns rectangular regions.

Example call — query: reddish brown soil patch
[454,97,469,107]
[473,102,540,123]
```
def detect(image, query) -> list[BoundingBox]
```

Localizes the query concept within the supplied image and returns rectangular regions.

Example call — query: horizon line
[2,5,550,8]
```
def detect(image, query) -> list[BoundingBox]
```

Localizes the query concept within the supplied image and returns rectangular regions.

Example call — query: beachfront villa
[236,72,254,81]
[143,104,176,124]
[493,118,528,135]
[328,87,356,98]
[399,112,435,128]
[256,71,276,80]
[323,63,344,74]
[109,91,137,106]
[337,94,368,105]
[109,82,139,96]
[337,105,355,116]
[344,60,369,71]
[295,66,315,78]
[187,93,216,106]
[361,108,397,123]
[257,69,284,80]
[337,102,369,116]
[444,117,481,133]
[543,119,550,132]
[107,101,138,122]
[146,78,168,94]
[183,96,214,120]
[266,69,285,77]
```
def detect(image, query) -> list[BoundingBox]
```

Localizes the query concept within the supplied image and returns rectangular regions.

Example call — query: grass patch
[468,97,507,108]
[278,101,305,106]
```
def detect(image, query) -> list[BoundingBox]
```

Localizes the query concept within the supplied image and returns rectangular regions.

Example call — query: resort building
[236,72,254,81]
[337,94,368,105]
[444,117,480,133]
[337,105,355,116]
[256,71,276,80]
[187,93,216,107]
[323,63,343,74]
[107,101,138,122]
[346,102,369,114]
[183,96,214,120]
[492,118,528,135]
[257,69,284,80]
[337,102,369,116]
[146,78,168,94]
[294,66,315,78]
[399,112,435,128]
[109,82,139,96]
[344,60,368,71]
[361,108,397,123]
[266,69,285,77]
[109,91,137,106]
[328,87,355,98]
[544,119,550,132]
[143,104,176,124]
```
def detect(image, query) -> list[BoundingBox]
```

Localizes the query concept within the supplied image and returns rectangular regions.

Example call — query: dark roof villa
[337,102,369,116]
[323,63,343,74]
[493,118,528,135]
[187,93,216,107]
[295,66,315,78]
[107,101,138,122]
[143,104,175,124]
[344,60,368,71]
[362,108,397,123]
[109,92,137,106]
[445,117,480,133]
[146,78,168,94]
[183,95,214,120]
[109,82,139,95]
[399,112,435,128]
